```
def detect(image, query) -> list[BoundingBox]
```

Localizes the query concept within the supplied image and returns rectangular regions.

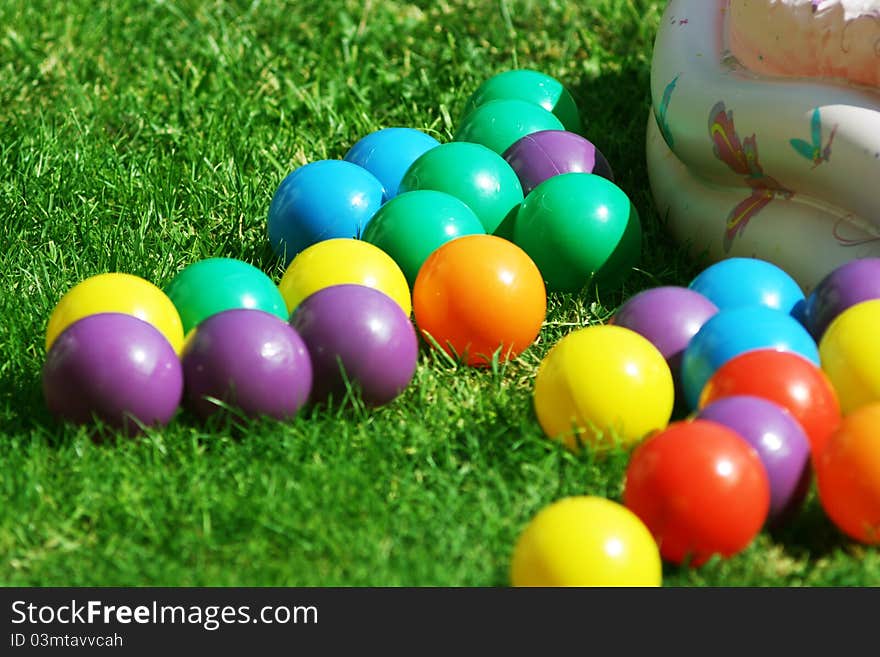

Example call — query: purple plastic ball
[182,309,313,420]
[502,129,614,195]
[42,312,184,435]
[696,395,812,527]
[802,257,880,339]
[289,284,419,406]
[611,286,719,382]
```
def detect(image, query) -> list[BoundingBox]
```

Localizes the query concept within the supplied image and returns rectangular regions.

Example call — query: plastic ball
[454,98,565,155]
[623,419,770,566]
[688,257,805,316]
[360,190,486,287]
[42,313,183,435]
[533,325,674,451]
[164,257,288,336]
[680,306,820,410]
[181,309,312,420]
[267,160,384,265]
[699,349,841,459]
[461,69,582,134]
[815,402,880,544]
[611,286,718,388]
[343,127,440,200]
[412,234,546,367]
[289,284,418,406]
[398,141,523,235]
[512,173,641,292]
[502,129,614,194]
[45,272,184,355]
[278,238,411,316]
[802,257,880,339]
[818,299,880,415]
[696,396,812,527]
[510,496,662,587]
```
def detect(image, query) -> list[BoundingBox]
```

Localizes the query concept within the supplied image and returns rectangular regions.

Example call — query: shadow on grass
[767,491,853,560]
[0,365,60,439]
[228,234,287,281]
[660,492,853,585]
[9,362,402,452]
[568,63,709,289]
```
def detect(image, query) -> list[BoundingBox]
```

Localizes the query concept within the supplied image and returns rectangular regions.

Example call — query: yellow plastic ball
[533,324,674,450]
[46,273,185,355]
[278,238,411,316]
[819,299,880,415]
[511,496,662,587]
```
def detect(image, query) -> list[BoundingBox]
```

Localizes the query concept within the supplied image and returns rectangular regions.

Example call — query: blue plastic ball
[344,128,441,200]
[680,306,820,409]
[267,160,385,265]
[688,257,805,316]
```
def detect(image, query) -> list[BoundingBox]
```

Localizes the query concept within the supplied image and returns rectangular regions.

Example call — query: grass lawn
[2,0,877,586]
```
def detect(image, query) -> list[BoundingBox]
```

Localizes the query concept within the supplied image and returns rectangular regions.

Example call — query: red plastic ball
[698,349,841,460]
[623,419,770,567]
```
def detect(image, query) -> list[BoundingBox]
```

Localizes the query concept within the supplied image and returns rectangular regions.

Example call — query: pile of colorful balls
[42,68,635,432]
[515,256,880,585]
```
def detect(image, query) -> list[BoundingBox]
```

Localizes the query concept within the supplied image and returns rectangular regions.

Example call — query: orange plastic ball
[815,403,880,544]
[413,234,546,366]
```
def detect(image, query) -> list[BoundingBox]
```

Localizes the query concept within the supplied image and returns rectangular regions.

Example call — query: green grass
[1,0,877,586]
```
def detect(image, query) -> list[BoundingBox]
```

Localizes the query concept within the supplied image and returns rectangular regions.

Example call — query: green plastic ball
[455,98,565,155]
[512,173,641,292]
[399,141,524,235]
[361,190,486,287]
[461,69,582,134]
[164,257,289,335]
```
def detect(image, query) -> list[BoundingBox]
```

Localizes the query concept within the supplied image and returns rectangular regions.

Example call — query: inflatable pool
[646,0,880,292]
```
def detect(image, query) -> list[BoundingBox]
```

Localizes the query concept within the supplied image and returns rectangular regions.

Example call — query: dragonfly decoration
[708,101,794,251]
[790,107,838,169]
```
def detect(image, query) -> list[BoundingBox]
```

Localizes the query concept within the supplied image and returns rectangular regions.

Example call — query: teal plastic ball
[461,69,582,134]
[512,173,641,292]
[164,257,288,335]
[455,98,565,155]
[361,190,486,287]
[399,141,523,235]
